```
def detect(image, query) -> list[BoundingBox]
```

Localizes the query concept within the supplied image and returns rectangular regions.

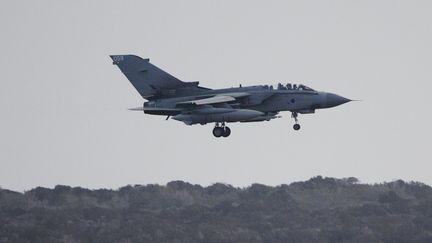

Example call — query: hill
[1,176,432,243]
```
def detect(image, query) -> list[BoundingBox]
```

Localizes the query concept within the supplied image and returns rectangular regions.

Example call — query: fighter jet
[110,55,351,137]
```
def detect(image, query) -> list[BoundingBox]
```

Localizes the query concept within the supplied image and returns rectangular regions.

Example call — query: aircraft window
[298,84,315,91]
[274,83,315,91]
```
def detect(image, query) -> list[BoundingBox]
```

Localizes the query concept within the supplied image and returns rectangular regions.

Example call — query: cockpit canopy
[275,83,315,91]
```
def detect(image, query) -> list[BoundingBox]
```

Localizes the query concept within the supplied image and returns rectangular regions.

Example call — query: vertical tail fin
[110,55,186,99]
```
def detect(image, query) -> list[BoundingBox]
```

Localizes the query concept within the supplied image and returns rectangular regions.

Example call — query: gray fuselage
[143,85,348,119]
[110,55,351,132]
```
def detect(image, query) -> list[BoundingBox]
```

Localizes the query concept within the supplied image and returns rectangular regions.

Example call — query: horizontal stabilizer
[128,107,144,111]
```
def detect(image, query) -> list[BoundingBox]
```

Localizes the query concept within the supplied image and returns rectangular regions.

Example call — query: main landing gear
[292,112,301,131]
[213,122,231,138]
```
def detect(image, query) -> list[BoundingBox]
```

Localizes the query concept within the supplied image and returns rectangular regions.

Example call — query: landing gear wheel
[213,127,224,137]
[222,127,231,137]
[291,112,301,131]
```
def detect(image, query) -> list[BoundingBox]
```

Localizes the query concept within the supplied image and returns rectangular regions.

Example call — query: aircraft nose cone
[326,93,351,108]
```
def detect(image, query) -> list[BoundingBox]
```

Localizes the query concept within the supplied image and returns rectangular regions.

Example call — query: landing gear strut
[292,112,301,131]
[213,122,231,138]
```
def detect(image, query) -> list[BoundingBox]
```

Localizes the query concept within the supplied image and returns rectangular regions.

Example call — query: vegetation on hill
[1,176,432,243]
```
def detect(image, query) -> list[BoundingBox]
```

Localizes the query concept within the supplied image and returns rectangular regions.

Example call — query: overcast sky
[1,1,431,191]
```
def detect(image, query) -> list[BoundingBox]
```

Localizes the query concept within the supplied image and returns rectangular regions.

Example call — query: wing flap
[176,92,249,106]
[177,95,235,106]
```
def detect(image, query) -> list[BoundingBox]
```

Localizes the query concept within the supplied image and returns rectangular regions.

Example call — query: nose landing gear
[213,122,231,138]
[292,112,301,131]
